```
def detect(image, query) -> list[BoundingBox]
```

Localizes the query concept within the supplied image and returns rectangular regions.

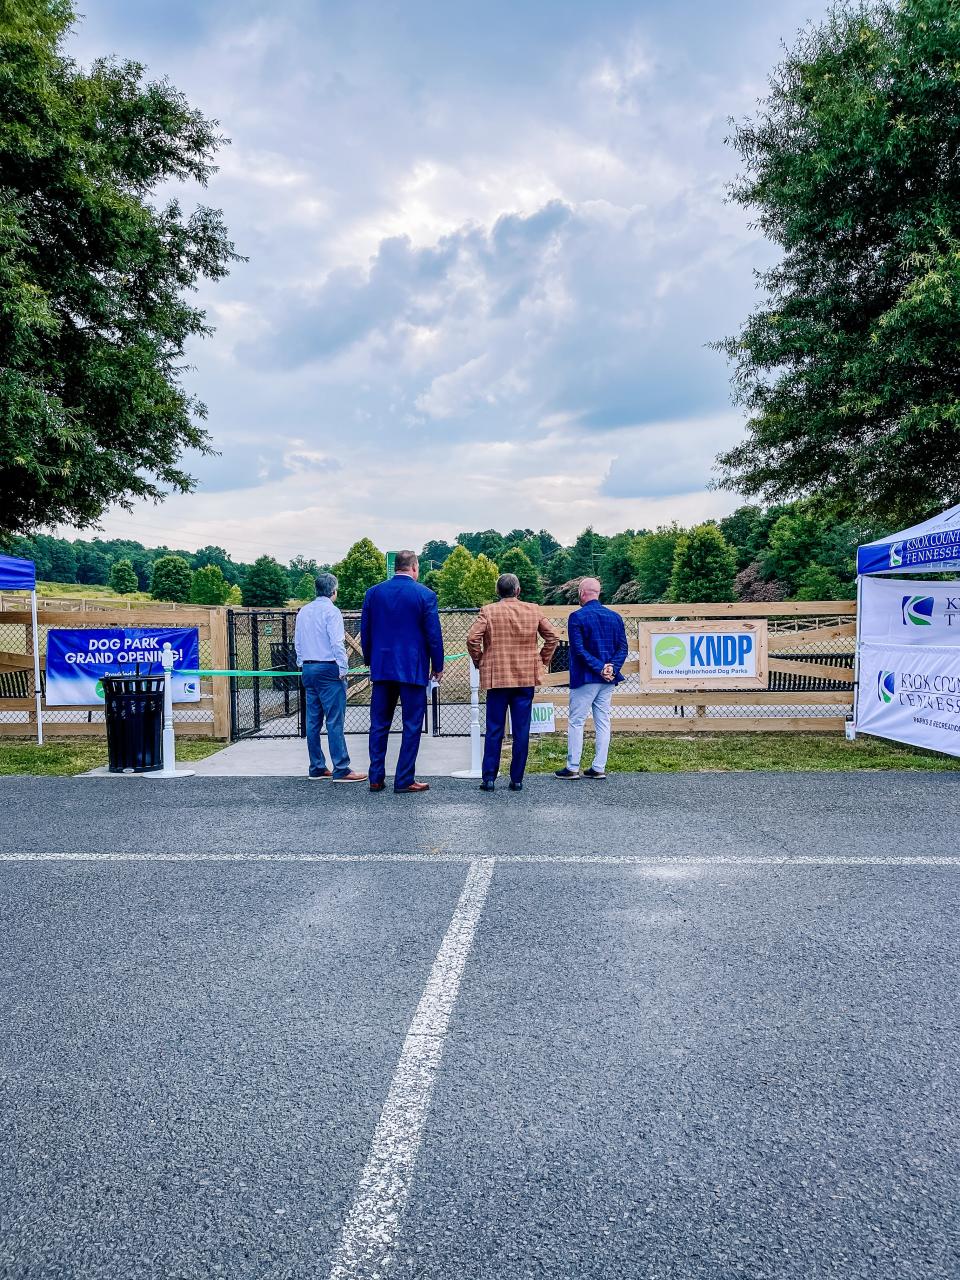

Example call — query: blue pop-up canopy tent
[856,501,960,575]
[0,553,42,743]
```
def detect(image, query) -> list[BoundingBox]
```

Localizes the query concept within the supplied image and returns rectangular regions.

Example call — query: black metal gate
[228,609,305,740]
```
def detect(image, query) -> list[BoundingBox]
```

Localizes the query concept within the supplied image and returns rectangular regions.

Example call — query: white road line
[327,856,495,1280]
[1,852,960,866]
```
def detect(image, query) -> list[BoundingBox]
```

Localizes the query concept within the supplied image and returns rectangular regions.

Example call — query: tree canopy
[150,554,193,603]
[499,546,543,603]
[0,0,240,537]
[716,0,960,526]
[242,555,291,608]
[189,563,230,605]
[668,525,737,603]
[333,538,386,609]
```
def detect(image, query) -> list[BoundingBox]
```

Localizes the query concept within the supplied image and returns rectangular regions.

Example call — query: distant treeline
[4,502,876,609]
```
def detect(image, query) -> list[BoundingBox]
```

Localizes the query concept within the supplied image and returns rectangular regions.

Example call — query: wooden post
[209,607,231,740]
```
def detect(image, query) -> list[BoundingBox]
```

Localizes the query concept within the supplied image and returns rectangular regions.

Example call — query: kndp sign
[638,620,768,692]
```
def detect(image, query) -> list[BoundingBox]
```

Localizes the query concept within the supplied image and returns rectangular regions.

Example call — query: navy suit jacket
[360,575,444,686]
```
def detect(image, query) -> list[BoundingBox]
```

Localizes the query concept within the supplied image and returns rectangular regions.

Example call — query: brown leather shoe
[394,781,430,793]
[332,771,367,783]
[369,781,386,792]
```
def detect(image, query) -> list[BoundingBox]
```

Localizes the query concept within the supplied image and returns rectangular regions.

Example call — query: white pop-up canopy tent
[0,553,42,744]
[854,502,960,755]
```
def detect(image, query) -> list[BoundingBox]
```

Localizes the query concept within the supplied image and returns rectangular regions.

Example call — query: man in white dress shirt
[294,573,366,782]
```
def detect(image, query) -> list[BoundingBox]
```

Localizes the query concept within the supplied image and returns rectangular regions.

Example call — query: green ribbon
[179,651,468,679]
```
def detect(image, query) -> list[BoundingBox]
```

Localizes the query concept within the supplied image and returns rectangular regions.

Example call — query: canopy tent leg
[30,589,42,746]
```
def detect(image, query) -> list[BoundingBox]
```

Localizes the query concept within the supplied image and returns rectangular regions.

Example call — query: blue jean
[483,686,534,785]
[369,681,426,790]
[301,662,351,777]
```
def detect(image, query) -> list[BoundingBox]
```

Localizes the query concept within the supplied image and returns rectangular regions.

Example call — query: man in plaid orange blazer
[467,573,559,792]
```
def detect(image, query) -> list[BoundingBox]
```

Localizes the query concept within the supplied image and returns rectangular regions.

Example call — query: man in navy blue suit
[361,549,444,793]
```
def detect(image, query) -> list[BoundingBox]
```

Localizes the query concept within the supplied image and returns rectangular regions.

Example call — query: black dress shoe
[479,779,495,792]
[509,781,523,792]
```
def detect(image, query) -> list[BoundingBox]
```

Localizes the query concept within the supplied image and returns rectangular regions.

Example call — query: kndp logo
[654,635,685,668]
[877,670,896,704]
[901,595,934,626]
[889,542,904,568]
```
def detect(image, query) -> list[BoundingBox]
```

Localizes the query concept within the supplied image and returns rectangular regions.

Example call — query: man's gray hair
[496,572,521,598]
[315,572,338,598]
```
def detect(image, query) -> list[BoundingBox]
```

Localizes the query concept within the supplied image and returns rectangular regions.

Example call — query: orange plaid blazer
[466,598,559,690]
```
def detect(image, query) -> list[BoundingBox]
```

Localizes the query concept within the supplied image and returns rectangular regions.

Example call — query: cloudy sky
[65,0,825,564]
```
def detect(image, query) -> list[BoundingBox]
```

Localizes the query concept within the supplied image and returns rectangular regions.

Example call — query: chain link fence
[431,606,856,735]
[0,606,216,732]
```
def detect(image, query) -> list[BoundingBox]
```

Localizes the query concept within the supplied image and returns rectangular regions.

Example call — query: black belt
[302,659,336,664]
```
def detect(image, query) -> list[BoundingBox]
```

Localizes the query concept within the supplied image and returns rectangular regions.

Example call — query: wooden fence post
[209,607,231,740]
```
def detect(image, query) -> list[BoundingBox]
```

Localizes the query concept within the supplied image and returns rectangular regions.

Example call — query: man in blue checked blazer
[361,549,444,793]
[555,576,628,780]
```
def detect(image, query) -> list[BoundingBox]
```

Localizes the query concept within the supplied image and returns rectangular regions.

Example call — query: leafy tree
[716,0,960,526]
[545,578,587,605]
[536,529,562,560]
[287,555,319,592]
[423,568,441,593]
[668,524,736,603]
[632,526,682,602]
[421,539,454,568]
[294,572,316,602]
[457,529,505,561]
[761,507,858,594]
[567,527,605,578]
[75,542,110,584]
[226,583,243,606]
[734,562,787,603]
[436,545,474,607]
[0,0,240,537]
[543,549,570,587]
[598,533,637,600]
[150,554,193,603]
[107,557,138,595]
[190,563,231,605]
[193,545,241,585]
[719,505,790,573]
[515,535,543,566]
[499,546,543,603]
[242,555,291,608]
[793,563,848,601]
[333,538,386,609]
[463,553,500,606]
[47,538,77,583]
[611,580,644,604]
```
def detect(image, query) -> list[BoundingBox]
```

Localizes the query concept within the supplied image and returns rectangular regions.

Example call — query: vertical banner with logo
[855,578,960,755]
[45,628,201,706]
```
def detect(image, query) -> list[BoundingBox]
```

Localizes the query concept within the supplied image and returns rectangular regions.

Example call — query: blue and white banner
[45,628,200,706]
[856,578,960,756]
[859,576,960,644]
[856,501,960,575]
[856,642,960,755]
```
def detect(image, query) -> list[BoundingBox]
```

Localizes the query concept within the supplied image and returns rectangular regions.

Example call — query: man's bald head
[579,577,601,603]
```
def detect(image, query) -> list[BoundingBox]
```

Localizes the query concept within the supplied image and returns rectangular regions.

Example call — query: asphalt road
[1,774,959,1279]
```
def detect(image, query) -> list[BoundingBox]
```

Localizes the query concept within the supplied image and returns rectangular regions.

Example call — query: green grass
[524,732,960,773]
[36,581,156,603]
[0,738,225,776]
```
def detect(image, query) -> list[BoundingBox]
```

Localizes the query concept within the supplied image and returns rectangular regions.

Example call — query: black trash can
[102,674,165,773]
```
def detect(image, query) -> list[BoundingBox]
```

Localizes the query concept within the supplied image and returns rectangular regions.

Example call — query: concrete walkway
[189,733,473,777]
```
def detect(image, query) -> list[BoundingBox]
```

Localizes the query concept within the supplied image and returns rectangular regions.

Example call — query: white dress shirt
[294,595,349,676]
